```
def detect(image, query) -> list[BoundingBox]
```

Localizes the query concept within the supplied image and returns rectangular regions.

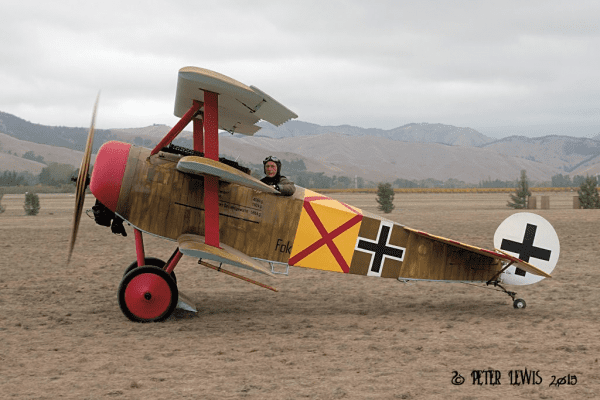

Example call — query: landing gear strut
[118,230,184,322]
[487,280,527,309]
[485,260,527,309]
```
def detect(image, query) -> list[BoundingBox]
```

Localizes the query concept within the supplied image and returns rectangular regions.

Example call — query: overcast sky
[1,1,599,138]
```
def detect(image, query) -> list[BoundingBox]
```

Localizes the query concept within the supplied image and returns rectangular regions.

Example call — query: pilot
[261,156,295,196]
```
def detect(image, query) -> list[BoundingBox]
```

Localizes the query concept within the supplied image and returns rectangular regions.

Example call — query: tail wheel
[118,266,178,322]
[123,257,176,284]
[513,298,526,309]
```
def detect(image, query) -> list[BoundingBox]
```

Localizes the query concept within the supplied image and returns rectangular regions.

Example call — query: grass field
[0,191,598,399]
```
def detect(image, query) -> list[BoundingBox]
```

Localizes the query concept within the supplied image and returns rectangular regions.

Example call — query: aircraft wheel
[513,298,526,309]
[118,265,178,322]
[123,257,176,284]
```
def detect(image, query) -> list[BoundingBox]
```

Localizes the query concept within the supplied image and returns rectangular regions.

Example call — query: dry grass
[0,192,598,399]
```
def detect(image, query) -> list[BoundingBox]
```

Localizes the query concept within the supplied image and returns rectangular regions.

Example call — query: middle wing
[176,156,278,194]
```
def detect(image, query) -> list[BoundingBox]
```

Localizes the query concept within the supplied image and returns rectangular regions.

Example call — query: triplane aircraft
[68,67,560,322]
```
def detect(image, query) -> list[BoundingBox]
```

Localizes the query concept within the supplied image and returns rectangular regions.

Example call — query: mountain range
[1,110,599,184]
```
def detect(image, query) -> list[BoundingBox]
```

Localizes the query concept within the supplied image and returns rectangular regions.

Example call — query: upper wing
[174,66,298,135]
[404,227,552,278]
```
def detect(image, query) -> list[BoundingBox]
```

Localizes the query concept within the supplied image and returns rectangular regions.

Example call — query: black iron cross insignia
[356,222,405,276]
[500,223,552,276]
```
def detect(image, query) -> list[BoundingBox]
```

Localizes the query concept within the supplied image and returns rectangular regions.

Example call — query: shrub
[507,170,531,209]
[23,192,40,216]
[376,182,395,213]
[577,176,600,209]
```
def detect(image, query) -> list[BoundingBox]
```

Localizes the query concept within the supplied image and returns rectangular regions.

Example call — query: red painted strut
[150,101,202,156]
[134,229,145,267]
[203,91,220,248]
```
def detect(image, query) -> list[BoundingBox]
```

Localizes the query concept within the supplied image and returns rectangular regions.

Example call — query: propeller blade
[67,93,100,263]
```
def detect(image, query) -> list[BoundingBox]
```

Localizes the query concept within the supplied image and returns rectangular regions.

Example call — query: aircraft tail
[493,212,560,286]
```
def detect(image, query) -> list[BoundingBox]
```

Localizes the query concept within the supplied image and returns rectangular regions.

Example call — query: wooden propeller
[67,94,99,263]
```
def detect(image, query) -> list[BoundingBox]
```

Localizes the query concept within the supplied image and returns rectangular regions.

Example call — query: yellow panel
[298,245,344,273]
[303,190,363,215]
[332,223,362,269]
[311,202,357,233]
[289,191,363,273]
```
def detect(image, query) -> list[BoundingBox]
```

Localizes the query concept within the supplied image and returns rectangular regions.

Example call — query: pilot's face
[265,161,278,178]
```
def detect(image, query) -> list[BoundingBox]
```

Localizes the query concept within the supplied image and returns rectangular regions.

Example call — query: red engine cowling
[90,141,131,212]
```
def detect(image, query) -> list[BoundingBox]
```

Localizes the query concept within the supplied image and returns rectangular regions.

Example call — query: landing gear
[118,266,178,322]
[486,280,527,309]
[513,298,526,309]
[119,230,184,322]
[123,257,177,284]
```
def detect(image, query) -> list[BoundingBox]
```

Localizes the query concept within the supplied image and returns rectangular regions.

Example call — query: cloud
[0,0,599,136]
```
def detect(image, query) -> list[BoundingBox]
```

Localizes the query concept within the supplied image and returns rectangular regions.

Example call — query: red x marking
[288,200,362,273]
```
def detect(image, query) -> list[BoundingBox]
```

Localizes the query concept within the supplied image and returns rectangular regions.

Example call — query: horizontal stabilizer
[494,249,552,278]
[405,227,551,279]
[177,156,278,194]
[178,234,275,277]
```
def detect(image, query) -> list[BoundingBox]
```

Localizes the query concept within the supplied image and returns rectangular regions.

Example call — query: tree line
[0,163,79,187]
[1,150,598,190]
[508,169,599,209]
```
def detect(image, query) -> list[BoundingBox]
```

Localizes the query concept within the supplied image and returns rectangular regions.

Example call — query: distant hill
[224,132,560,184]
[0,131,95,173]
[481,135,600,173]
[0,111,114,153]
[1,110,598,184]
[0,151,46,174]
[254,120,494,147]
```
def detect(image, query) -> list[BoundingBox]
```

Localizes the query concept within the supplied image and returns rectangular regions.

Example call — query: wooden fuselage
[91,141,505,282]
[119,145,302,264]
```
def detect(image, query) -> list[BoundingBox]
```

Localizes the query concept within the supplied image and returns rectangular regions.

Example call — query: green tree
[551,173,572,187]
[23,192,40,216]
[0,171,25,186]
[577,176,600,209]
[22,150,45,164]
[376,182,395,213]
[573,175,586,187]
[507,170,531,209]
[38,163,77,186]
[393,178,418,188]
[356,176,365,189]
[282,159,307,173]
[336,176,352,188]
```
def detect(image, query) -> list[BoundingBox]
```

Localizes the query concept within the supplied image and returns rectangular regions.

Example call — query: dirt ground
[0,191,598,399]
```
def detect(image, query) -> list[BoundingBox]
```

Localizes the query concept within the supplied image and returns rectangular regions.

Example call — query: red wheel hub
[124,272,172,319]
